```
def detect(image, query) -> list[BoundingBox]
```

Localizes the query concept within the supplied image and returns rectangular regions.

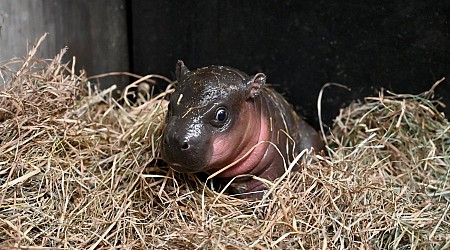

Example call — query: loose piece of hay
[0,40,449,249]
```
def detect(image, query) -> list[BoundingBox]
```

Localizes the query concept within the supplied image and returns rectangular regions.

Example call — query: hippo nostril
[181,141,189,150]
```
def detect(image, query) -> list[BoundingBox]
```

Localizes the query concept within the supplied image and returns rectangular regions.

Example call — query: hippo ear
[176,60,190,81]
[247,73,266,99]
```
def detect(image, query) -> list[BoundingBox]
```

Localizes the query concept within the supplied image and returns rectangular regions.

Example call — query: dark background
[129,1,450,127]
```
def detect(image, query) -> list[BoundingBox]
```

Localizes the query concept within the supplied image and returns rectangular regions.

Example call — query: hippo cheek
[161,122,213,173]
[205,103,272,177]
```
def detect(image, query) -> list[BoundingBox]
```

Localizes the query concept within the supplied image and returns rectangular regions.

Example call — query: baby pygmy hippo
[161,61,324,198]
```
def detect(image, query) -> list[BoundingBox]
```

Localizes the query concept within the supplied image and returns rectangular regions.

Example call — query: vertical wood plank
[0,0,129,88]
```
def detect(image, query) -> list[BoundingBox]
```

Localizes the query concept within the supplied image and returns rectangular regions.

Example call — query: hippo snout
[161,121,211,173]
[163,129,190,151]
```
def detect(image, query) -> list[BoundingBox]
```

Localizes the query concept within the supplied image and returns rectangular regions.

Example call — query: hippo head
[161,60,267,174]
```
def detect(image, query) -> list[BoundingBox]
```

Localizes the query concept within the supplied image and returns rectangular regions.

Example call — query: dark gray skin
[161,61,324,198]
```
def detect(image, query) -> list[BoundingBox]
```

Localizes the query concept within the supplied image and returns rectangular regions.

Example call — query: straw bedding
[0,39,449,249]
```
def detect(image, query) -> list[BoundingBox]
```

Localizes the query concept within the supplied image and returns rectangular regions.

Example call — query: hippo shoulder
[261,87,323,151]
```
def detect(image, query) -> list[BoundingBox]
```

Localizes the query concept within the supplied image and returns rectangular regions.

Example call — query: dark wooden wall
[1,1,449,126]
[0,0,129,89]
[130,0,450,126]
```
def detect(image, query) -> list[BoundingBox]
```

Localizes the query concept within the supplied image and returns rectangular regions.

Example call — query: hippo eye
[211,107,228,127]
[215,108,227,122]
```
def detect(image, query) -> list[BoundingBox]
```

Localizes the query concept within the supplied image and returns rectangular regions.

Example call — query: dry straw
[0,37,449,249]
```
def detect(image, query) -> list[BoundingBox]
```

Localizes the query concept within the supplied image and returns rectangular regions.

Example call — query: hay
[1,39,449,249]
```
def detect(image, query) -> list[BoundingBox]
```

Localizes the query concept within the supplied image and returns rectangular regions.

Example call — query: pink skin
[206,101,272,178]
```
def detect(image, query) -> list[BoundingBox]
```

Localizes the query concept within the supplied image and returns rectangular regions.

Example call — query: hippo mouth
[166,161,207,174]
[167,162,190,173]
[161,134,212,174]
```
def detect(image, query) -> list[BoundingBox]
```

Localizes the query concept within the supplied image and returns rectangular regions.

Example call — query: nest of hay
[1,40,449,249]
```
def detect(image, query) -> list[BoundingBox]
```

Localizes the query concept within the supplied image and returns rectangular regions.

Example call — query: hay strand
[0,38,449,249]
